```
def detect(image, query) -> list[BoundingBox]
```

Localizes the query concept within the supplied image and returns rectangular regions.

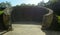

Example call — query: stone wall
[4,6,53,29]
[11,6,49,23]
[42,8,53,29]
[3,7,12,30]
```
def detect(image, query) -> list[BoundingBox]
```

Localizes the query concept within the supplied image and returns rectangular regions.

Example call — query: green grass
[57,16,60,23]
[0,11,4,15]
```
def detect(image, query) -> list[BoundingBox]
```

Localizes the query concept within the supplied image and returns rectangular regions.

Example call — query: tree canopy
[38,0,45,7]
[0,1,11,10]
[44,0,60,15]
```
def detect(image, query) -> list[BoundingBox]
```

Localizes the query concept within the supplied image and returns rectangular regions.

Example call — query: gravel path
[3,22,60,35]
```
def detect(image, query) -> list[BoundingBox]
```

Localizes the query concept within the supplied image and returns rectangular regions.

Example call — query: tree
[5,1,11,7]
[0,1,11,8]
[49,0,59,3]
[20,3,27,6]
[45,0,60,15]
[0,2,6,8]
[38,0,45,7]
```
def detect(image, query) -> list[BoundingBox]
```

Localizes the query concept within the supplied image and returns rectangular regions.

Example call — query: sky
[0,0,49,6]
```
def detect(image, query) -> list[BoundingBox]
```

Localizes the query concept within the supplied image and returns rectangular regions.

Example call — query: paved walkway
[3,22,60,35]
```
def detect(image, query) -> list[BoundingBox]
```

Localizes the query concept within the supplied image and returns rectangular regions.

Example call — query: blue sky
[0,0,49,6]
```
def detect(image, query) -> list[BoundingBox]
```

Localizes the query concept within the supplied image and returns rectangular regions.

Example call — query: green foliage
[0,1,11,11]
[38,0,45,7]
[49,0,58,3]
[15,3,36,8]
[57,16,60,23]
[0,1,11,8]
[5,1,11,7]
[0,11,4,15]
[20,3,27,6]
[44,0,60,15]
